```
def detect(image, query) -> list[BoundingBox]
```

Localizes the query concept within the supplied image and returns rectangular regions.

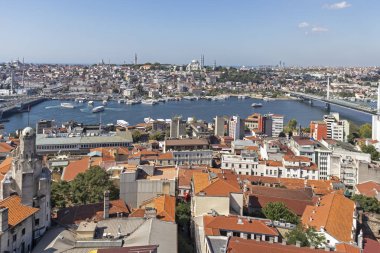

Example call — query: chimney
[358,230,364,249]
[296,241,301,247]
[0,207,8,232]
[282,239,287,246]
[103,190,110,219]
[269,237,274,244]
[144,207,157,219]
[256,236,260,242]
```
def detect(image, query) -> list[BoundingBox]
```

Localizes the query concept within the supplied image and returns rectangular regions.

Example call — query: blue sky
[0,0,378,66]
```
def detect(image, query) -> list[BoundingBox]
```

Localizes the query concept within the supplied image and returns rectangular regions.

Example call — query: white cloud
[298,22,310,28]
[312,26,329,32]
[324,1,351,10]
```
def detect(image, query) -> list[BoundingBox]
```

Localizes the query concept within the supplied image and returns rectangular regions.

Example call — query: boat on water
[102,100,108,105]
[251,103,263,108]
[61,103,75,109]
[142,99,158,105]
[118,99,125,104]
[92,106,105,113]
[88,101,94,106]
[263,97,275,102]
[75,97,86,103]
[238,95,247,99]
[116,120,129,128]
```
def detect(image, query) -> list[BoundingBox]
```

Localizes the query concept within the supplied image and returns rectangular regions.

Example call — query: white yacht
[102,100,108,105]
[88,101,94,106]
[142,99,158,105]
[92,106,105,113]
[61,103,75,109]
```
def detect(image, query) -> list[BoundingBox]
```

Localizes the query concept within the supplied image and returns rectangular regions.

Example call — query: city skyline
[0,0,379,66]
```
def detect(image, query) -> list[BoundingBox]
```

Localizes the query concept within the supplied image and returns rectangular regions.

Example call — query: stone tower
[4,127,51,237]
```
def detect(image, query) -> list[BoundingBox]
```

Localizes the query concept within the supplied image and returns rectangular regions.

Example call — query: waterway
[1,97,372,134]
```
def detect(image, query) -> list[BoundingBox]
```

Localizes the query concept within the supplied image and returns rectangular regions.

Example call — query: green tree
[262,202,299,224]
[51,180,71,208]
[132,130,142,143]
[176,201,191,228]
[286,225,326,247]
[287,119,298,131]
[149,132,165,141]
[351,194,380,213]
[71,166,119,205]
[359,123,372,138]
[360,144,380,161]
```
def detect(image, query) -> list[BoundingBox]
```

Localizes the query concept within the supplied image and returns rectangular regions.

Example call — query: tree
[132,130,142,143]
[286,225,326,247]
[279,132,286,138]
[262,202,299,224]
[176,201,191,228]
[360,144,380,161]
[351,194,380,213]
[287,119,298,131]
[149,132,165,141]
[359,124,372,138]
[51,180,71,208]
[71,166,119,205]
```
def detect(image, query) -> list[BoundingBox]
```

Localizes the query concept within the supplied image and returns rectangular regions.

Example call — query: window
[35,219,40,227]
[22,228,25,235]
[13,234,16,241]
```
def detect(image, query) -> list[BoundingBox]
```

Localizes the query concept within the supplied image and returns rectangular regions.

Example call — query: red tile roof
[61,156,90,181]
[0,195,39,227]
[226,237,337,253]
[131,195,176,222]
[355,181,380,198]
[302,192,356,243]
[247,186,314,216]
[56,199,131,225]
[204,215,278,236]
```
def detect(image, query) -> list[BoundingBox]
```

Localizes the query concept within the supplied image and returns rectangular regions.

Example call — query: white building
[221,152,259,175]
[229,116,244,141]
[271,114,284,137]
[372,83,380,142]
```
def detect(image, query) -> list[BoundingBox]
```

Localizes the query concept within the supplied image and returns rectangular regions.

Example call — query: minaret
[213,60,216,71]
[134,53,138,65]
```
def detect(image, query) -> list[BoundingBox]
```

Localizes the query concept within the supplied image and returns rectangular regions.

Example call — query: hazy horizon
[1,0,379,67]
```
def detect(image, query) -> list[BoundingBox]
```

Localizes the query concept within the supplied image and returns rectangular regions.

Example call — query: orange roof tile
[157,152,174,160]
[0,195,39,227]
[0,142,14,153]
[61,156,90,182]
[0,157,12,180]
[204,215,278,236]
[200,178,241,197]
[302,192,355,243]
[192,172,211,194]
[336,243,361,253]
[355,181,380,198]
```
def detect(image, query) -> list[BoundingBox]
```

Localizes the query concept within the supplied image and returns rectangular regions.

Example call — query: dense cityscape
[0,1,380,253]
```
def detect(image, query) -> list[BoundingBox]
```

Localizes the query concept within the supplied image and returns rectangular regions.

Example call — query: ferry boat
[61,103,75,109]
[238,95,247,99]
[251,103,263,108]
[92,106,105,113]
[88,101,94,106]
[75,97,86,103]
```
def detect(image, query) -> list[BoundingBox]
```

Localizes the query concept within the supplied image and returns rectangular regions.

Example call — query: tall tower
[372,82,380,141]
[134,53,138,65]
[213,60,216,71]
[6,127,51,233]
[327,77,330,100]
[200,55,204,69]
